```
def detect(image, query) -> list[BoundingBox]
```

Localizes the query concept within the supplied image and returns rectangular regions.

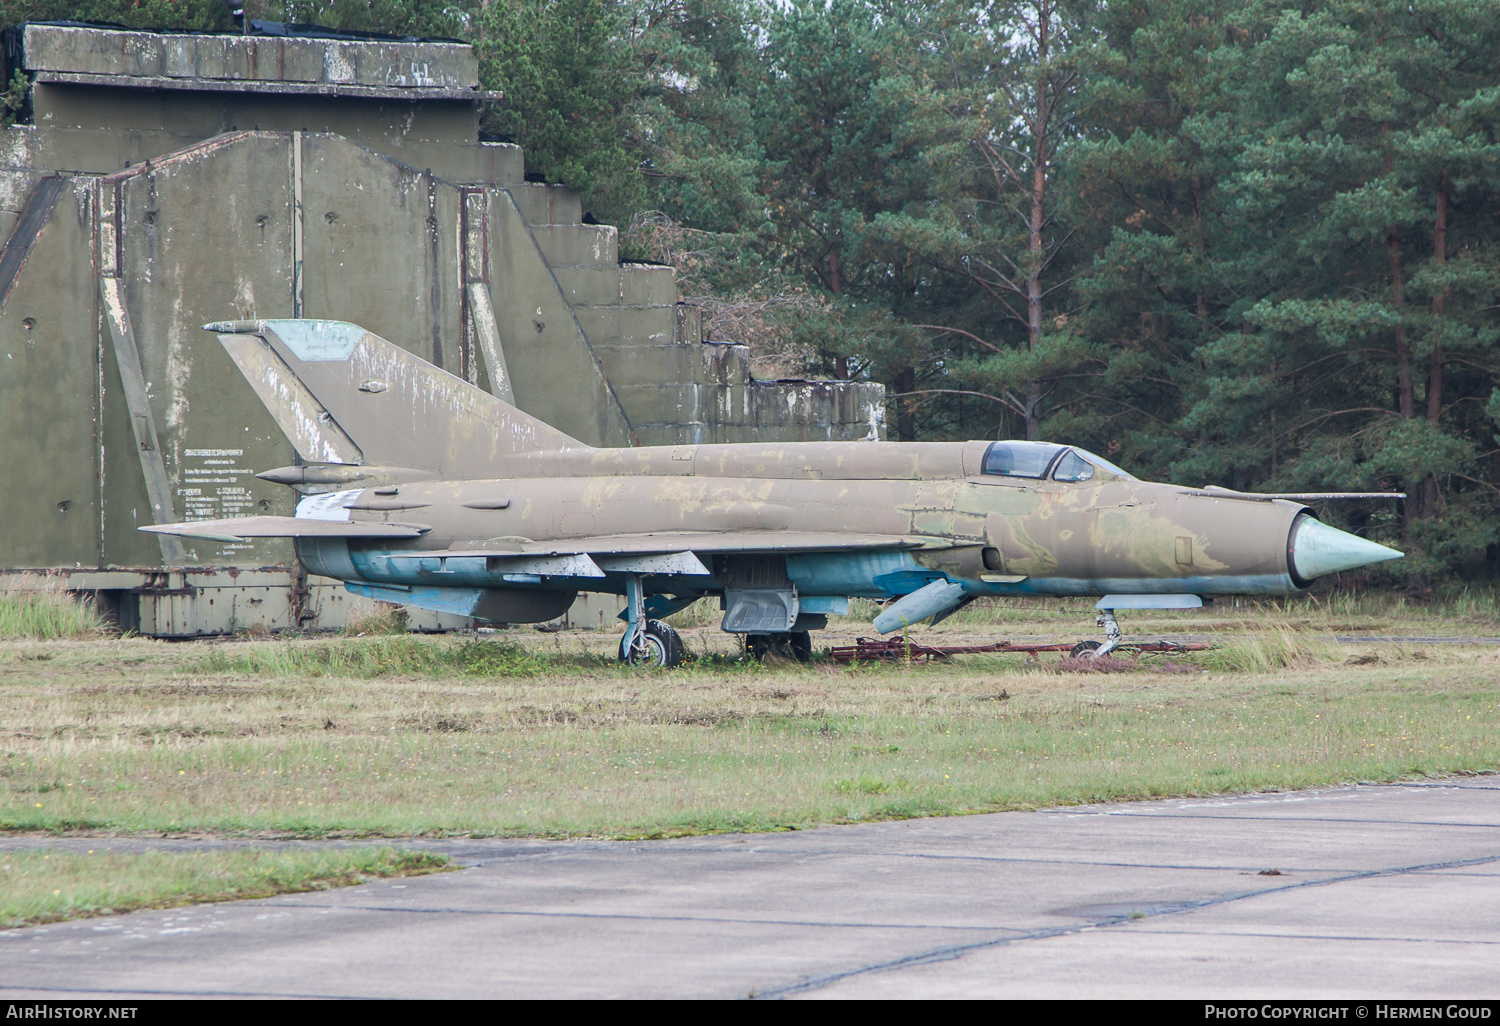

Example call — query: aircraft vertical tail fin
[207,319,589,476]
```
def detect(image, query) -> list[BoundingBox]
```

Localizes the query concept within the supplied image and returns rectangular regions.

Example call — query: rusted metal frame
[829,637,1210,664]
[426,171,444,370]
[100,131,254,181]
[292,130,304,318]
[96,178,185,565]
[0,175,66,308]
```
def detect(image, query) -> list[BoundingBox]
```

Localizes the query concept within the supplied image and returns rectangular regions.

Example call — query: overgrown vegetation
[196,636,555,678]
[344,602,411,637]
[0,579,106,640]
[0,846,449,928]
[2,615,1495,839]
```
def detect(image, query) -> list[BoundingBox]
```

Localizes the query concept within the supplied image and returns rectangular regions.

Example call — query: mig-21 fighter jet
[143,320,1403,665]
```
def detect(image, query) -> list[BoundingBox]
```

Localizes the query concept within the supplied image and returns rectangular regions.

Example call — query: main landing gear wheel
[748,631,813,663]
[619,619,684,668]
[1070,640,1101,659]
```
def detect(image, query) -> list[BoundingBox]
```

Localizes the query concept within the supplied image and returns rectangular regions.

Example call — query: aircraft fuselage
[293,439,1322,608]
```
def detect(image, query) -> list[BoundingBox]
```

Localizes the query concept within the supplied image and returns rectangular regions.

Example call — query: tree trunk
[1428,173,1447,426]
[1421,173,1450,516]
[1384,124,1414,423]
[1023,380,1045,441]
[894,365,916,441]
[1022,9,1050,440]
[1191,174,1209,321]
[1026,110,1046,351]
[1383,125,1418,542]
[828,244,849,380]
[1388,227,1414,421]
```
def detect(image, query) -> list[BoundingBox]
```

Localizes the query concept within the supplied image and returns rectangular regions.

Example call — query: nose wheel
[1074,608,1123,659]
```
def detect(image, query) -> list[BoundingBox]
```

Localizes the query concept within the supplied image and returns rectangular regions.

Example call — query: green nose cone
[1290,517,1403,581]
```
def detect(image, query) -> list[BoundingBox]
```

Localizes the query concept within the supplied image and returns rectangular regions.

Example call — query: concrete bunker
[0,21,884,635]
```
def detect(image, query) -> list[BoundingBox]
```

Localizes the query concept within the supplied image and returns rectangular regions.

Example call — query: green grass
[0,846,449,928]
[195,636,556,678]
[0,587,106,640]
[2,630,1496,839]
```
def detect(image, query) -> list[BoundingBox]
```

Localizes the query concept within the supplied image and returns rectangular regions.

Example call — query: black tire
[747,631,813,663]
[619,620,685,667]
[747,633,775,661]
[1070,640,1101,659]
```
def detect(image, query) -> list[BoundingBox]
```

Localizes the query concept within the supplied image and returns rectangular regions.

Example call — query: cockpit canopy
[981,441,1133,483]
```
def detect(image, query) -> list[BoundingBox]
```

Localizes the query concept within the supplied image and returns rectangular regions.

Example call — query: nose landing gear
[1074,596,1200,658]
[1070,611,1123,658]
[1087,608,1124,658]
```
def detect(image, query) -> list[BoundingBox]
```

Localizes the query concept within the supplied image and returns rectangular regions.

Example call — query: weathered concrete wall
[22,24,479,94]
[0,178,98,567]
[484,190,635,447]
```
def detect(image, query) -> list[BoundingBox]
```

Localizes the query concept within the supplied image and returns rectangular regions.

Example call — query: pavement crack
[1127,929,1500,946]
[750,851,1500,999]
[257,902,1026,934]
[1042,812,1500,829]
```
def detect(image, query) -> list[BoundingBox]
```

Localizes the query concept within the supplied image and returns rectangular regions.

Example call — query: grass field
[1,593,1496,841]
[0,846,449,928]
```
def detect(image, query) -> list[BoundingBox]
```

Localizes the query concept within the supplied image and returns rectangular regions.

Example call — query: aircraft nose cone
[1290,516,1403,581]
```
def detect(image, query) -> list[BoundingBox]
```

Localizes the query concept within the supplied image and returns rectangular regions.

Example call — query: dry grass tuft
[345,601,410,636]
[1199,626,1344,673]
[0,576,107,640]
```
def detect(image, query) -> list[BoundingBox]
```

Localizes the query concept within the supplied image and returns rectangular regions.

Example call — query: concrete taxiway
[2,779,1497,999]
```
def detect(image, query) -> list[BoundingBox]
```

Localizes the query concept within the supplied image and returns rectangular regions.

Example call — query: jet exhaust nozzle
[1289,515,1403,584]
[874,579,967,634]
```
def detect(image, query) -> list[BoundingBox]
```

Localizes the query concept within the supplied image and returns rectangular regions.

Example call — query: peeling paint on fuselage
[321,442,1311,603]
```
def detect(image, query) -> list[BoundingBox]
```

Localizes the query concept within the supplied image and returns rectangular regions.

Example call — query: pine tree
[473,0,646,221]
[875,0,1099,442]
[1177,0,1500,582]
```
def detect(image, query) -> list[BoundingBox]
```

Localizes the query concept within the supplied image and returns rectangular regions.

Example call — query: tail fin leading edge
[208,319,589,477]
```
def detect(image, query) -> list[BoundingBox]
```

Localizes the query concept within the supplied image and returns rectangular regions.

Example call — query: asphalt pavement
[2,779,1497,999]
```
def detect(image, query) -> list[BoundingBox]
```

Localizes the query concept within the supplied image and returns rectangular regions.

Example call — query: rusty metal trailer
[829,637,1211,663]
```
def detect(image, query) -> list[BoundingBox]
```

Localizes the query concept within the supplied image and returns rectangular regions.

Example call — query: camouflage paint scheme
[144,320,1400,652]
